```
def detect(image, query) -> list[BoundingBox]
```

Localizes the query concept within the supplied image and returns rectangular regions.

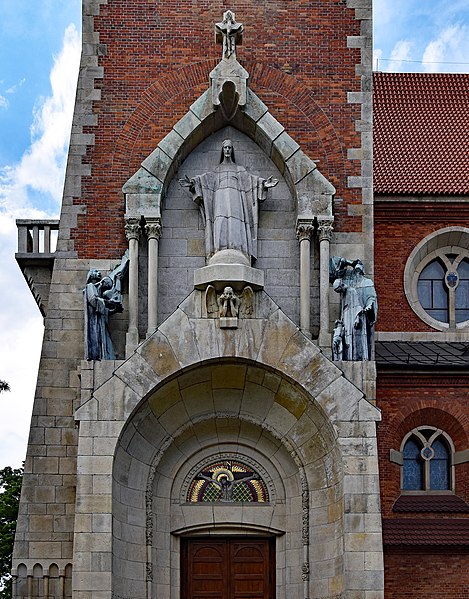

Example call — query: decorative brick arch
[111,60,345,186]
[388,405,469,450]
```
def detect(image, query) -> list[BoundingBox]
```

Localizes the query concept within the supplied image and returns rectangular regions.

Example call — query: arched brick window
[401,427,453,492]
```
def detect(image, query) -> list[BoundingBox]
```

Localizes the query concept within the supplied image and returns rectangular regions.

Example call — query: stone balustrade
[16,219,59,255]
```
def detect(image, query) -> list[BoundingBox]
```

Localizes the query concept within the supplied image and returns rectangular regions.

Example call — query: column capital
[296,220,314,243]
[317,219,334,242]
[145,218,162,240]
[125,217,141,241]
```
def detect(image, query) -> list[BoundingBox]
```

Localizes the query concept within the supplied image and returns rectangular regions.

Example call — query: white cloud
[6,77,26,95]
[422,24,469,72]
[0,94,7,109]
[0,23,80,469]
[382,40,413,72]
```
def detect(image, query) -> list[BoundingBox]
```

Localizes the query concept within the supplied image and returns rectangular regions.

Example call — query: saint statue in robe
[330,257,378,361]
[84,252,129,360]
[180,139,278,264]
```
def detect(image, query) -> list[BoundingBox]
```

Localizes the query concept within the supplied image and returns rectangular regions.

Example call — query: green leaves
[0,467,23,599]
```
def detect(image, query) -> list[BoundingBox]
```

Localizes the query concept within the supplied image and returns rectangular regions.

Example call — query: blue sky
[0,0,468,469]
[374,0,469,72]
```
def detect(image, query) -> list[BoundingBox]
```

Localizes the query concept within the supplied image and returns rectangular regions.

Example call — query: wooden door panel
[185,540,228,599]
[182,538,274,599]
[231,541,269,599]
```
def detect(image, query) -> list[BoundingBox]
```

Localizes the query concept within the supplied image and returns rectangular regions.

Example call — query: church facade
[12,1,469,599]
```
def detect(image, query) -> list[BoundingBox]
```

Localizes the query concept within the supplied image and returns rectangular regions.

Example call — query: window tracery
[401,427,453,492]
[187,459,269,503]
[416,255,469,327]
[404,228,469,331]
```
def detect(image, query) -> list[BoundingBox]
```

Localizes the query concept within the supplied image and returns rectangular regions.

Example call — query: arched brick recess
[110,62,346,187]
[378,400,469,515]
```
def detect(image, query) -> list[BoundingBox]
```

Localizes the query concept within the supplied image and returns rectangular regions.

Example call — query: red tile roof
[373,72,469,195]
[383,518,469,545]
[393,494,469,513]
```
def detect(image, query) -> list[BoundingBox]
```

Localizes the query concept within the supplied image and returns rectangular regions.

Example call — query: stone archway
[74,291,383,599]
[111,359,344,599]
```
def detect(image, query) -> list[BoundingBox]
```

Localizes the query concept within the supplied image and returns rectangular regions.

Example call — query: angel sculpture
[205,285,254,324]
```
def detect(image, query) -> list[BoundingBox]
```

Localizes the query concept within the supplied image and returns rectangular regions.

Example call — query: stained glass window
[187,460,269,503]
[429,438,450,490]
[416,255,469,327]
[417,260,448,323]
[403,437,424,490]
[455,259,469,324]
[401,429,452,492]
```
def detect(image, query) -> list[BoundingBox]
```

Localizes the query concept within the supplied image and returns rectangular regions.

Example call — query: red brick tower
[13,2,379,599]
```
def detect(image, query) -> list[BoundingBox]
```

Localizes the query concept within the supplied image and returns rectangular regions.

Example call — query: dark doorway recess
[181,537,275,599]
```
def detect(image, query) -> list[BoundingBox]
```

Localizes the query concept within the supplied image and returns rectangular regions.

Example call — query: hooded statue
[330,257,378,361]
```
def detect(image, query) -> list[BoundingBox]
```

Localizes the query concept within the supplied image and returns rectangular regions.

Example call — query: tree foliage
[0,381,10,393]
[0,467,23,599]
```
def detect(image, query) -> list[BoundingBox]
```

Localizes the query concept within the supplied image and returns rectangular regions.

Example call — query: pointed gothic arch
[122,87,335,224]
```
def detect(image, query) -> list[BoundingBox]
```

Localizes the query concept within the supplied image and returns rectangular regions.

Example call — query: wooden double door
[181,537,275,599]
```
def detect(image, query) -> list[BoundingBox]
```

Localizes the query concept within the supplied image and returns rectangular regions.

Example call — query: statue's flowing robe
[190,164,267,261]
[84,283,115,361]
[341,275,377,361]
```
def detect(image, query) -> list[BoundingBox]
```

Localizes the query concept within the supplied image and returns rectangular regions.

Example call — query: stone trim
[346,0,373,274]
[57,0,107,255]
[123,87,335,225]
[376,331,469,342]
[454,449,469,465]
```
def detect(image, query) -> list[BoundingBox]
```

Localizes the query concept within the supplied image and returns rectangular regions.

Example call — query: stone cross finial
[215,10,243,59]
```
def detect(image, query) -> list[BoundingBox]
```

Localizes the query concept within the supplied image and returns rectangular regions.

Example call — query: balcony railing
[16,219,59,255]
[15,220,60,317]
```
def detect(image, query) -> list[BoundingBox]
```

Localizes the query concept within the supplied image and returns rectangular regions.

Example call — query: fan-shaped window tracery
[187,459,269,503]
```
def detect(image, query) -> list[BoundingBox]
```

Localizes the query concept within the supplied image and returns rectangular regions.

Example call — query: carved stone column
[296,220,314,336]
[317,219,334,347]
[125,217,141,357]
[145,218,162,337]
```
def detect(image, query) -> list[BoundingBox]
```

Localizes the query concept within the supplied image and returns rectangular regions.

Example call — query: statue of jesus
[180,139,278,264]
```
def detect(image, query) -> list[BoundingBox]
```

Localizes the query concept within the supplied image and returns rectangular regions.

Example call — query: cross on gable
[215,10,244,59]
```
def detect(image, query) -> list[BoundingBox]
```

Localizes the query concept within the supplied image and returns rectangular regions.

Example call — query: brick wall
[374,201,469,332]
[384,548,469,599]
[71,0,365,259]
[377,373,469,518]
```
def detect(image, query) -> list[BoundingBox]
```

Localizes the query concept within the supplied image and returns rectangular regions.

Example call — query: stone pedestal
[194,249,264,291]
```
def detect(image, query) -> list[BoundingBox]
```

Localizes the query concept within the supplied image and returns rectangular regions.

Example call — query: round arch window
[404,228,469,330]
[416,255,469,326]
